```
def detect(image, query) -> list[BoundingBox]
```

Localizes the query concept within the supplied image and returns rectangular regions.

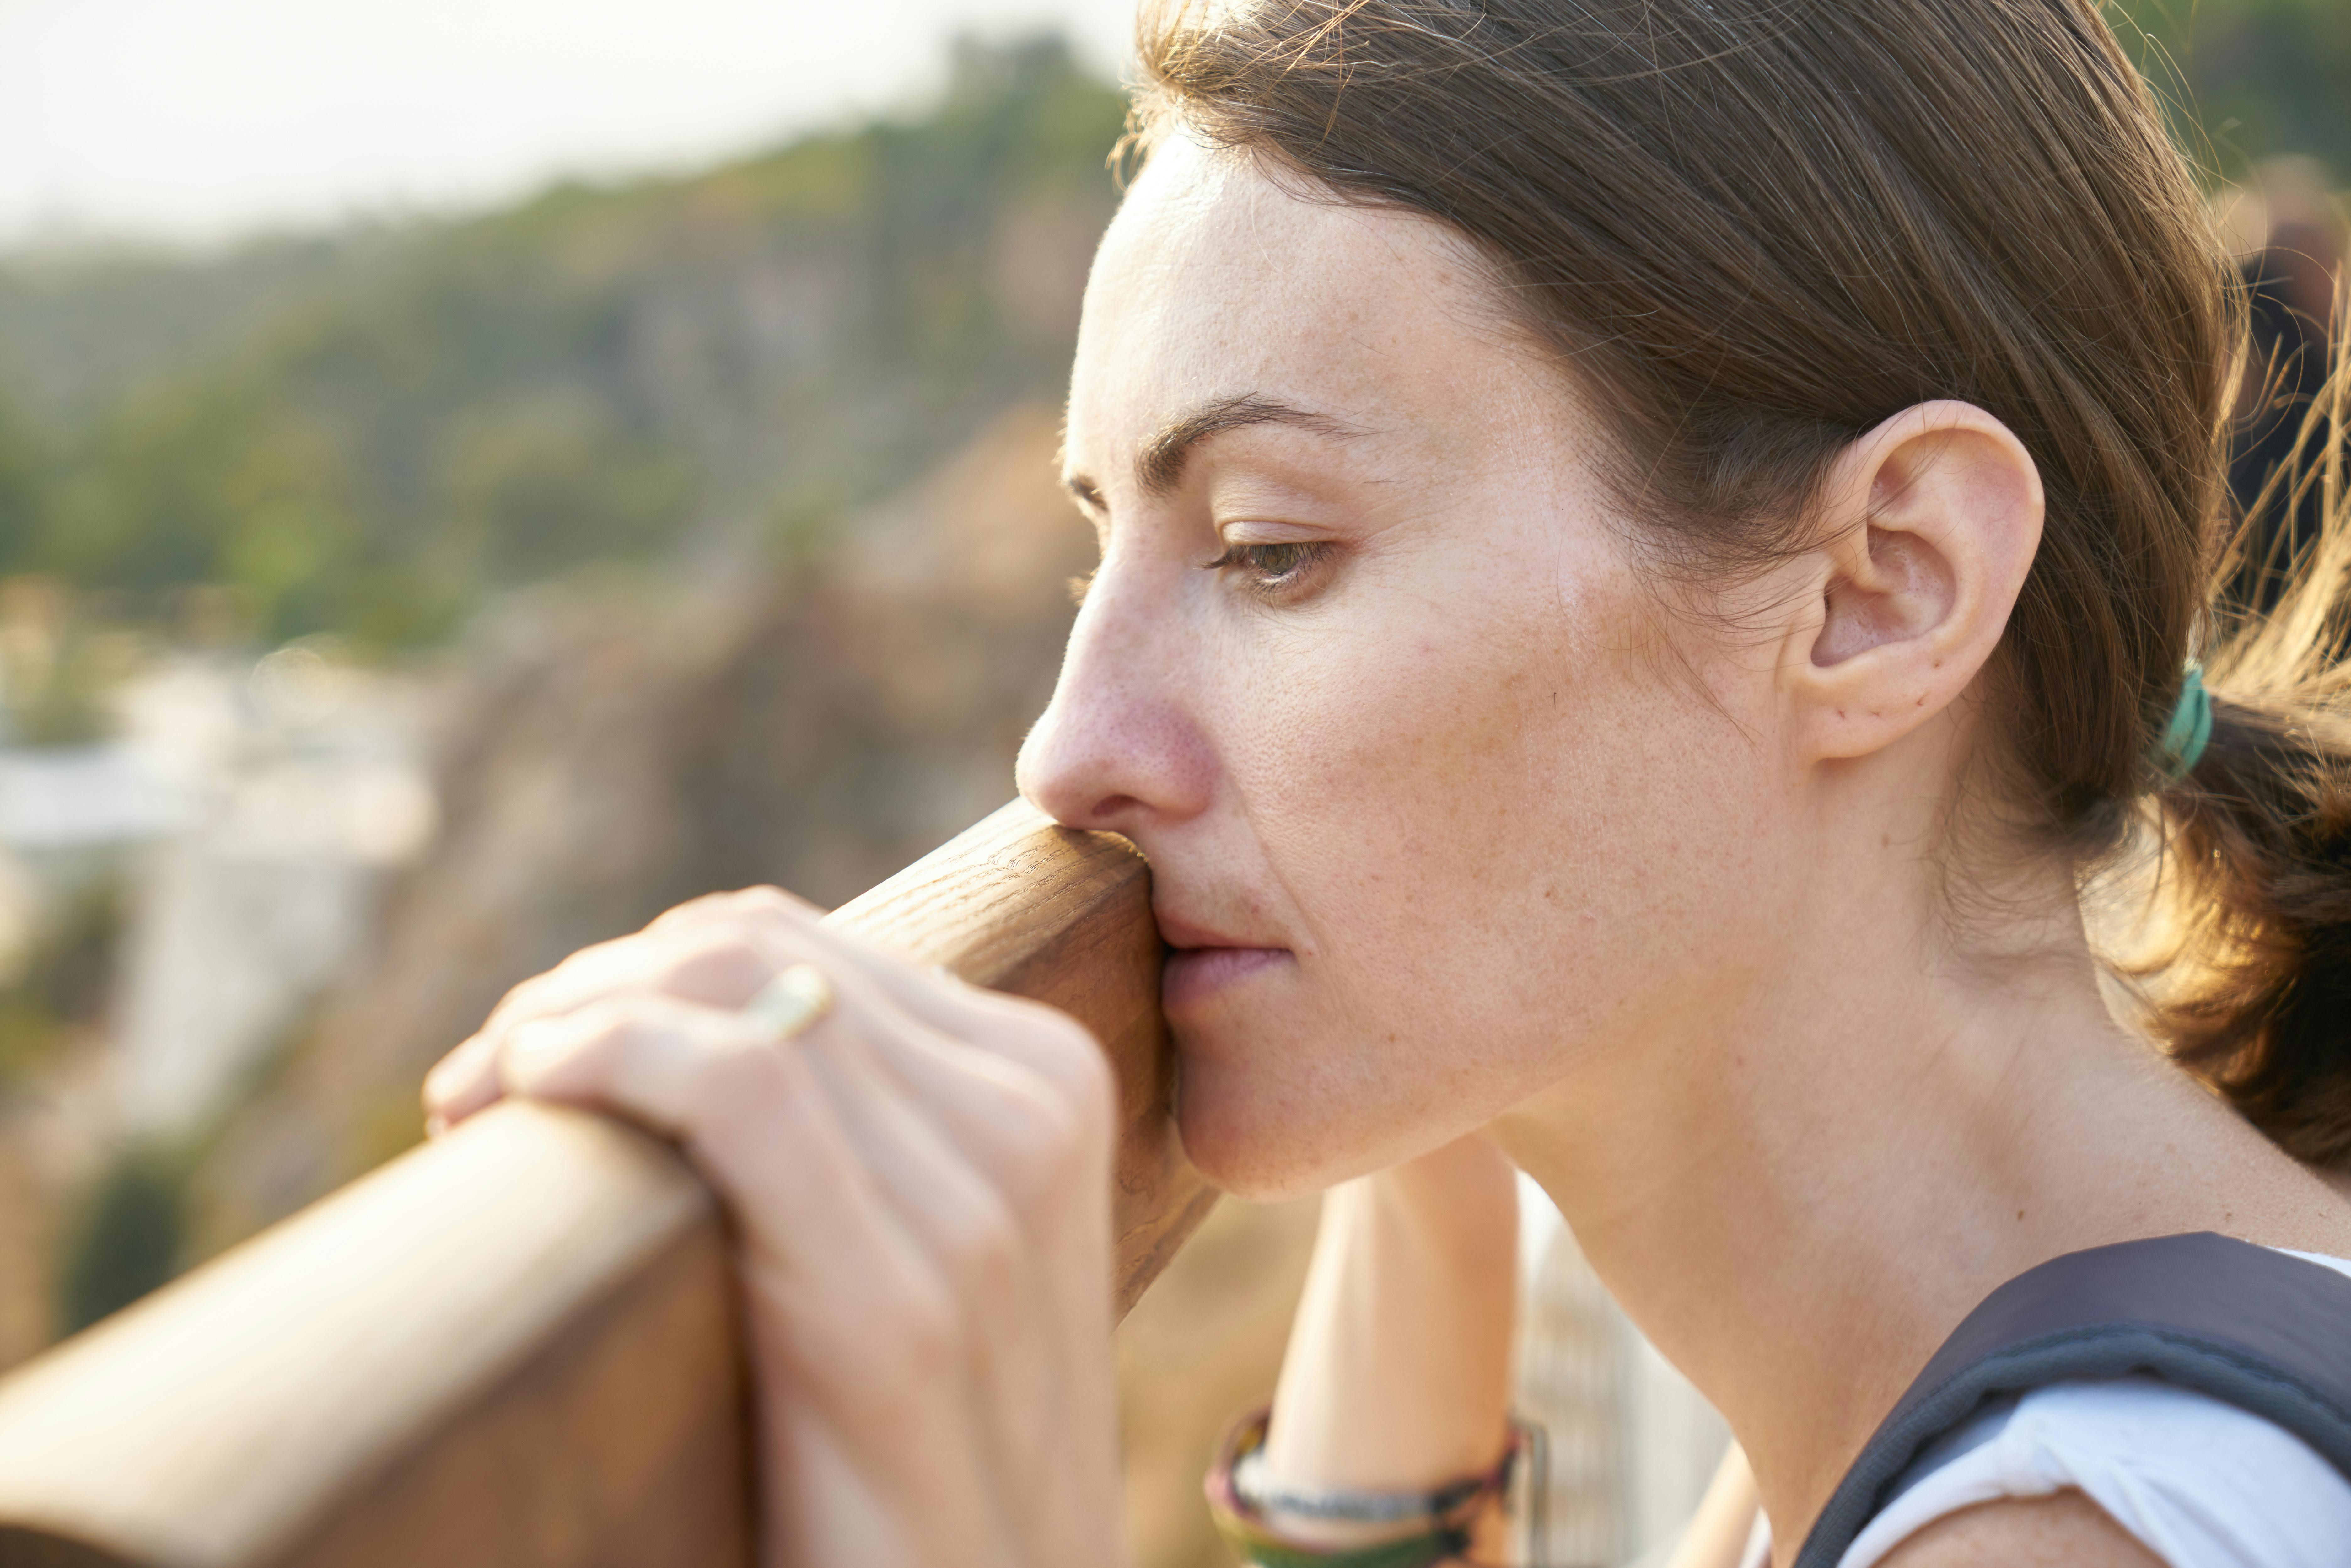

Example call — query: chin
[1171,1051,1366,1200]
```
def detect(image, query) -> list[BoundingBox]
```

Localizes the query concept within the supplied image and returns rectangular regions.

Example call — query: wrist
[1261,1146,1519,1490]
[1209,1406,1522,1567]
[1360,1135,1520,1271]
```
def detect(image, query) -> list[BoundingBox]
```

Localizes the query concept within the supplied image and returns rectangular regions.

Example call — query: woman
[422,1,2351,1563]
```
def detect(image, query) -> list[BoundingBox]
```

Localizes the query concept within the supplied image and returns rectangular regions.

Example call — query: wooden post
[0,801,1218,1568]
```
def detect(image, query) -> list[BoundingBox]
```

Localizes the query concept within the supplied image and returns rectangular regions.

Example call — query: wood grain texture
[827,801,1219,1313]
[0,801,1214,1568]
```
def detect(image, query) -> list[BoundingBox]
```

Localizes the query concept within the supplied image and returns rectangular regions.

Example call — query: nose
[1017,559,1213,835]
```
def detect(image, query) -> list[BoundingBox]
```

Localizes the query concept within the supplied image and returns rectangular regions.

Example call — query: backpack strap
[1794,1231,2351,1568]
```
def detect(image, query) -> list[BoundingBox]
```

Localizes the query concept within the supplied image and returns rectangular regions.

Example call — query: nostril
[1023,780,1142,832]
[1083,793,1144,830]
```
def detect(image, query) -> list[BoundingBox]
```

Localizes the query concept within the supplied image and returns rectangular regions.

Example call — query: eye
[1204,540,1332,598]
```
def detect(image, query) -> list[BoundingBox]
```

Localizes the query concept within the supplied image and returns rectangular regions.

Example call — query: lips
[1155,908,1291,1012]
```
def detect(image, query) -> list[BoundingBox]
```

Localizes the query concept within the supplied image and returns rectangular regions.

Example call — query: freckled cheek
[1234,604,1599,948]
[1228,579,1748,1036]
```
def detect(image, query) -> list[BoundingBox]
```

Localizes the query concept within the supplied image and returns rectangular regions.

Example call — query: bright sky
[0,0,1136,248]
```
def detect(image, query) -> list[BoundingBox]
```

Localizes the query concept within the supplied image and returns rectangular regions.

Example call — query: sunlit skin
[1017,133,2351,1563]
[424,131,2351,1568]
[1025,140,1762,1196]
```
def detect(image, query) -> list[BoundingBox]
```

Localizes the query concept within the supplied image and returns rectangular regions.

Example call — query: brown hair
[1130,0,2351,1161]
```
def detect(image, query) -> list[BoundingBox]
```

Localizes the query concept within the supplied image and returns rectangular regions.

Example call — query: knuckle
[982,995,1111,1095]
[487,970,556,1027]
[561,996,642,1055]
[646,890,740,930]
[883,1276,966,1379]
[655,928,770,999]
[549,933,631,982]
[988,1078,1098,1207]
[728,885,817,916]
[658,885,817,929]
[1026,1009,1117,1115]
[938,1189,1022,1297]
[693,1035,787,1117]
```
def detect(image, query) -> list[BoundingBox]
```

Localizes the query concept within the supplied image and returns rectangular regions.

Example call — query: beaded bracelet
[1203,1406,1525,1568]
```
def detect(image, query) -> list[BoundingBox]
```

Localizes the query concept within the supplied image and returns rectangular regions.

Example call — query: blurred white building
[0,642,435,1141]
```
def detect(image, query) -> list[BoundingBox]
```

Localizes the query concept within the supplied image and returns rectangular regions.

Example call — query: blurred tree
[9,20,2323,652]
[0,34,1127,650]
[0,392,40,571]
[56,1148,183,1335]
[2109,0,2351,178]
[0,874,126,1082]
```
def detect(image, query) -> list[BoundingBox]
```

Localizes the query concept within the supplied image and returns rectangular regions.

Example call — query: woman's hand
[420,887,1127,1568]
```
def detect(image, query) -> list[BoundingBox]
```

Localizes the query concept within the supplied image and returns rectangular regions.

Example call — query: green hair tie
[2157,661,2213,783]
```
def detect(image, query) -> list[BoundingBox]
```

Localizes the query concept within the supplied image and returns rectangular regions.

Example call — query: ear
[1780,400,2043,764]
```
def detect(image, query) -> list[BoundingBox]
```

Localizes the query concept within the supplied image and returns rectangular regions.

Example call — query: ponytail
[2141,296,2351,1167]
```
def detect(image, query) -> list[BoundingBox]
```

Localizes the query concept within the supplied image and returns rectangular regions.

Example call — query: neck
[1489,801,2340,1552]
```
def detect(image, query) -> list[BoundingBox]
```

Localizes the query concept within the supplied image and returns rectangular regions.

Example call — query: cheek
[1178,560,1771,1194]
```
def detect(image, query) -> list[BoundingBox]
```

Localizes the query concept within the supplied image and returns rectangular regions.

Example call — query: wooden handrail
[0,801,1218,1568]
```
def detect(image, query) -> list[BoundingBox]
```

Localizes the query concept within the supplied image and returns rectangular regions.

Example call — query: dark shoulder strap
[1794,1231,2351,1568]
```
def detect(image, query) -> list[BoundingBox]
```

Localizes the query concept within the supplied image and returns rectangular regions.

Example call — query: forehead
[1066,134,1545,464]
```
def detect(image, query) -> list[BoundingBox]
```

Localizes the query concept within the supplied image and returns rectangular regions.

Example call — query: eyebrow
[1130,394,1361,497]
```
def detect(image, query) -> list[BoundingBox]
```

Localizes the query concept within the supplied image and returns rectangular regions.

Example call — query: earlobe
[1784,401,2043,764]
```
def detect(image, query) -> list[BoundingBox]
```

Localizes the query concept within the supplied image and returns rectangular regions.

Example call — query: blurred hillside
[0,7,2339,657]
[0,35,1120,647]
[0,20,1135,1341]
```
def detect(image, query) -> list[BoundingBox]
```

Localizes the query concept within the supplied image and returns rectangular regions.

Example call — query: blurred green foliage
[0,876,126,1082]
[2108,0,2351,177]
[0,23,2337,656]
[56,1145,184,1335]
[0,35,1127,649]
[0,395,40,569]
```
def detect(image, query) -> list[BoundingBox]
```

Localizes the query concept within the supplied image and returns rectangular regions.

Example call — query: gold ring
[741,964,834,1044]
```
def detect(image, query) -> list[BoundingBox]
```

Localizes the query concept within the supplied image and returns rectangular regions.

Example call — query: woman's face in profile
[1020,135,1789,1198]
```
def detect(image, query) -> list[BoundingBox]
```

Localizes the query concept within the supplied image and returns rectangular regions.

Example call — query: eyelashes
[1203,540,1333,598]
[1065,541,1336,609]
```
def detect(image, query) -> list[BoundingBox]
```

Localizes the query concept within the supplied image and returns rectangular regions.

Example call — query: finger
[443,895,836,1127]
[488,989,972,1388]
[534,884,1112,1115]
[788,1014,1036,1330]
[493,969,1113,1561]
[771,1004,1079,1524]
[710,926,1115,1342]
[646,884,826,933]
[487,986,968,1284]
[474,924,776,1043]
[731,938,1107,1218]
[662,894,1116,1106]
[776,959,1115,1443]
[496,991,780,1138]
[604,894,1109,1161]
[421,1028,503,1132]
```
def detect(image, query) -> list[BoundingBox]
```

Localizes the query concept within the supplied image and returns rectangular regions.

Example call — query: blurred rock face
[186,404,1088,1246]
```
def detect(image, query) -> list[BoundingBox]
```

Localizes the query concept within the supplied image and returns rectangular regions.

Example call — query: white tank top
[1743,1250,2351,1568]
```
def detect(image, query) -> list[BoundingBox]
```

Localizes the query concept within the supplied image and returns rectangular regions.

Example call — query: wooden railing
[0,801,1218,1568]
